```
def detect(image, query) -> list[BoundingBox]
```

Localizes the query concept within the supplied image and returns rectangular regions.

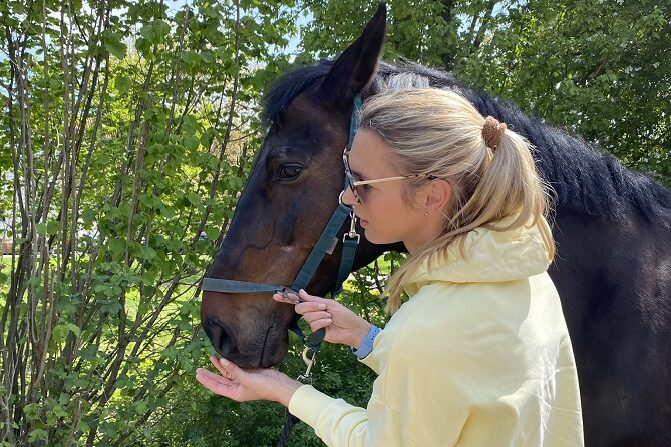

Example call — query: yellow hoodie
[289,218,584,446]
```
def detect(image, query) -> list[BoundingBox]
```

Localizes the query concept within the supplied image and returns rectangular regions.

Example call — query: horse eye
[277,164,302,180]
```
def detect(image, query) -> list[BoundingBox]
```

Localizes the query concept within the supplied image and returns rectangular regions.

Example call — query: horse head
[200,5,394,368]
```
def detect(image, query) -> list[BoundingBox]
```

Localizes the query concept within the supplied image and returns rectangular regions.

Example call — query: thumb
[219,357,238,371]
[216,357,242,380]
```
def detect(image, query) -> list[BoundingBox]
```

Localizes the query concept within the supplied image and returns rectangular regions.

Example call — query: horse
[200,5,671,446]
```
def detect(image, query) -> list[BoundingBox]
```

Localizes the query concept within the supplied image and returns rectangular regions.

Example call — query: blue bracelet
[352,324,380,359]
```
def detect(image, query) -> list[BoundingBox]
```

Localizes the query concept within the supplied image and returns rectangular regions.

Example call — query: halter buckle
[343,232,360,244]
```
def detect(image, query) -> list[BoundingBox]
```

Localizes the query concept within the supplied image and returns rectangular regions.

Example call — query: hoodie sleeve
[288,385,371,446]
[358,343,381,374]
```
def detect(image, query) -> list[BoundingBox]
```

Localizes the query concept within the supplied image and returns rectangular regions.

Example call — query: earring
[424,211,429,217]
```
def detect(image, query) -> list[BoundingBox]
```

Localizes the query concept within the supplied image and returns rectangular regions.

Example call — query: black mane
[262,60,671,224]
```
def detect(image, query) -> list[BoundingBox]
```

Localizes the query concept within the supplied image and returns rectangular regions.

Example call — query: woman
[196,88,584,446]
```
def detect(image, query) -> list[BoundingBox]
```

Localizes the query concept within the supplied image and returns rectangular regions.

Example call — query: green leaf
[78,345,97,360]
[179,51,200,66]
[140,20,171,44]
[139,24,155,42]
[224,176,244,191]
[81,207,97,225]
[135,36,151,57]
[28,429,48,443]
[153,20,171,42]
[114,75,132,94]
[158,204,175,218]
[52,404,68,419]
[139,246,157,261]
[200,51,213,63]
[98,422,118,437]
[23,403,40,421]
[182,114,198,133]
[100,301,122,314]
[109,239,125,257]
[36,223,48,235]
[46,220,59,235]
[76,420,90,433]
[102,31,127,59]
[134,401,149,415]
[187,192,201,206]
[52,322,80,344]
[184,135,200,150]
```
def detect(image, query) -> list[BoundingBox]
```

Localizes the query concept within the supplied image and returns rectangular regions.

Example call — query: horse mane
[262,60,671,224]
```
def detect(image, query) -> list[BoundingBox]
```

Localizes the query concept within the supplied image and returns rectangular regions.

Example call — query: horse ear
[317,3,386,107]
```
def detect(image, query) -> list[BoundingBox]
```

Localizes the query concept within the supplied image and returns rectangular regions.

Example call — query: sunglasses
[342,146,424,203]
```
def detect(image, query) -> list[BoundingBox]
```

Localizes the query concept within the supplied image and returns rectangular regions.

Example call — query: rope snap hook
[297,347,317,383]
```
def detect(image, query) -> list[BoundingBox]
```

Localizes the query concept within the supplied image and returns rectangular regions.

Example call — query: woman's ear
[423,179,452,214]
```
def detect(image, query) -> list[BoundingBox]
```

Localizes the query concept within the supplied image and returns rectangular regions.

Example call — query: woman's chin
[363,228,386,245]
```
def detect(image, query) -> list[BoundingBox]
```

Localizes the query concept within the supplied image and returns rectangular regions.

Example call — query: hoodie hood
[404,216,553,296]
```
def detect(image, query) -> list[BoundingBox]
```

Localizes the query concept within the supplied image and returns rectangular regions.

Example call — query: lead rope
[276,348,317,447]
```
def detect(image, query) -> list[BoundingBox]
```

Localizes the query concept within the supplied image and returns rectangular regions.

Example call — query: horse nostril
[206,317,236,356]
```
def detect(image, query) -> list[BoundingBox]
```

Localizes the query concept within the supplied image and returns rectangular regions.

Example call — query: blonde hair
[359,88,555,314]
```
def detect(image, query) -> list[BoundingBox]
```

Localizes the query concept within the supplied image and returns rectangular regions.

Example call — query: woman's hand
[196,356,303,407]
[273,289,371,349]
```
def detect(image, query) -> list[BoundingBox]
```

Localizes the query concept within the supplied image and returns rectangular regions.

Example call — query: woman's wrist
[349,320,372,349]
[272,376,304,407]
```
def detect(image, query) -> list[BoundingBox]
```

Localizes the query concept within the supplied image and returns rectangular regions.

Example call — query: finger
[295,299,328,314]
[210,356,237,380]
[196,370,236,397]
[272,292,302,305]
[297,289,326,303]
[197,367,229,383]
[210,356,230,377]
[308,318,332,332]
[196,368,234,389]
[219,357,243,381]
[303,311,332,324]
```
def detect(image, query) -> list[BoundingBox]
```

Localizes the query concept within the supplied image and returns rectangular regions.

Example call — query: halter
[201,95,364,352]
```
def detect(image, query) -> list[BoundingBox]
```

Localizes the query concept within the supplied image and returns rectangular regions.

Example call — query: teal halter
[202,95,363,351]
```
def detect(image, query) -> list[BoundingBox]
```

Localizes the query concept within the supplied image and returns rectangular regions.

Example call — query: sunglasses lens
[343,149,360,201]
[347,173,360,199]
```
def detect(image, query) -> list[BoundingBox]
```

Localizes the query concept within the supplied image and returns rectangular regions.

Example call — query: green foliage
[299,0,671,185]
[455,0,670,183]
[1,0,298,445]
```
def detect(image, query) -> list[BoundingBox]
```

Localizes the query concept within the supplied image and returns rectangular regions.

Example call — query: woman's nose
[340,187,358,206]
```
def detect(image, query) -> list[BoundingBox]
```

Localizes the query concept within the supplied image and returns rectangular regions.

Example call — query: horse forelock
[261,61,333,125]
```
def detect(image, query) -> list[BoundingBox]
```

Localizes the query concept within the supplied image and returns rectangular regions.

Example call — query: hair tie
[482,116,507,151]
